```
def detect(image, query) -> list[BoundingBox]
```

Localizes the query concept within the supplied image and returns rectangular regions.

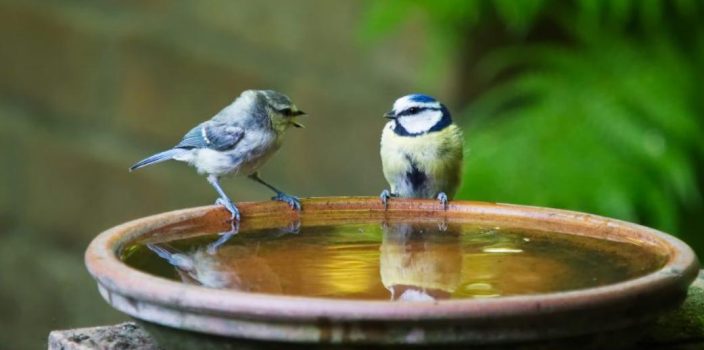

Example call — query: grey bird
[130,89,306,221]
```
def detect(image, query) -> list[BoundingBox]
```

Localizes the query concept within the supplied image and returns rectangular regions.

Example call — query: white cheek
[398,111,442,134]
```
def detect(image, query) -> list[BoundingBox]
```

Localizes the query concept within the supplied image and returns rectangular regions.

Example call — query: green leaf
[494,0,545,34]
[458,36,702,233]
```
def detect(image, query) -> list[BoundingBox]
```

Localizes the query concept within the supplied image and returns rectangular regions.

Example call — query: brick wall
[0,1,445,348]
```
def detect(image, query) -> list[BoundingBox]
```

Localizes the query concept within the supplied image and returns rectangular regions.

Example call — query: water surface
[121,221,666,301]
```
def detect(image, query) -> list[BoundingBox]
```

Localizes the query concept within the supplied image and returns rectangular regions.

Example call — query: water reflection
[379,222,462,301]
[146,221,466,300]
[133,220,665,299]
[146,221,286,291]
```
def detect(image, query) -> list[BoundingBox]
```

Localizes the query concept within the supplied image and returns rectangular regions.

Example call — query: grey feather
[175,122,245,151]
[176,122,210,149]
[146,243,194,271]
[129,148,186,171]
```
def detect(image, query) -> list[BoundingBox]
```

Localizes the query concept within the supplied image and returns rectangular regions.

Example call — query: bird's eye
[408,107,420,114]
[280,108,293,116]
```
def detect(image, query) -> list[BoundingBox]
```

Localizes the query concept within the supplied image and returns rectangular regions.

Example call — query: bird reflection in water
[146,221,297,292]
[132,219,659,300]
[145,219,463,300]
[380,222,463,301]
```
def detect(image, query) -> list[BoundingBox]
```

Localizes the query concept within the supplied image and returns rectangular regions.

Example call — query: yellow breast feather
[380,123,463,198]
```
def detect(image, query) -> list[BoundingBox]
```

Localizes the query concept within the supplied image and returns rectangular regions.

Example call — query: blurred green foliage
[364,1,704,237]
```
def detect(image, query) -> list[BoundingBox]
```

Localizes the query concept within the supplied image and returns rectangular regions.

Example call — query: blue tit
[380,222,463,301]
[130,89,306,221]
[379,94,463,209]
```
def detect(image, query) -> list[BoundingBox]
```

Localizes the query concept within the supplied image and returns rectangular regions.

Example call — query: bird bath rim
[85,197,699,344]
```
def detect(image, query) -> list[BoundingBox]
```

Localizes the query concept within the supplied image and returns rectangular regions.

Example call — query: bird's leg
[437,192,449,210]
[206,221,239,254]
[380,189,397,209]
[248,172,301,211]
[207,175,240,221]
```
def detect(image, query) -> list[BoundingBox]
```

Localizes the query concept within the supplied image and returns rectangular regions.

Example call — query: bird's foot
[283,219,301,234]
[272,192,301,211]
[437,192,449,210]
[380,189,396,210]
[216,197,241,221]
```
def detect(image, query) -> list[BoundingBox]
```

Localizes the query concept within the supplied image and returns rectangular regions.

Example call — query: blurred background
[1,0,703,348]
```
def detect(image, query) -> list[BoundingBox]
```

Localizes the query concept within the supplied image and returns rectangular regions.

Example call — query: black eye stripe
[397,106,440,117]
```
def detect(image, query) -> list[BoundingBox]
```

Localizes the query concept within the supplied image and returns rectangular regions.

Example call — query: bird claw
[380,189,395,210]
[272,192,301,211]
[281,219,301,234]
[216,197,241,221]
[437,192,449,210]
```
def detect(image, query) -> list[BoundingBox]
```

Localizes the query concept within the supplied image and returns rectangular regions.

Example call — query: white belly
[174,133,280,177]
[188,149,241,176]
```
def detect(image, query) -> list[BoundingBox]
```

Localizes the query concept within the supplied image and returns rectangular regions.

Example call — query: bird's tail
[130,149,185,171]
[146,243,194,272]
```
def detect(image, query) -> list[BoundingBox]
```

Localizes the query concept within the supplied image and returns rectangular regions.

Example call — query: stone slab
[48,322,161,350]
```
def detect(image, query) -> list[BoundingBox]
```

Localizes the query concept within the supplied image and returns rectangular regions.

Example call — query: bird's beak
[384,111,396,119]
[292,111,306,128]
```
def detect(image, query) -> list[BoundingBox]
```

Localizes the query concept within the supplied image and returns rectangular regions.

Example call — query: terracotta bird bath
[85,197,699,349]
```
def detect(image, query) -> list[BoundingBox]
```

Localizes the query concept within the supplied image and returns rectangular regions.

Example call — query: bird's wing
[176,121,245,151]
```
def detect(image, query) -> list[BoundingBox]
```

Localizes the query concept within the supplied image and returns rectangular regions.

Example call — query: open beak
[384,111,396,119]
[292,110,306,128]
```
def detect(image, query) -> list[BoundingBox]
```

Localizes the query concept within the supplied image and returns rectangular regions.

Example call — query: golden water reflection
[122,221,666,300]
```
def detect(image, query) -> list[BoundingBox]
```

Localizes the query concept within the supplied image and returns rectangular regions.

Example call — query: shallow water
[121,221,666,301]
